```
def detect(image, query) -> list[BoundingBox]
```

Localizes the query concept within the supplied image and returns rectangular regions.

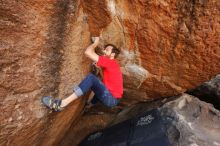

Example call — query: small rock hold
[15,104,20,109]
[18,116,22,120]
[178,98,186,109]
[18,111,23,115]
[8,117,13,122]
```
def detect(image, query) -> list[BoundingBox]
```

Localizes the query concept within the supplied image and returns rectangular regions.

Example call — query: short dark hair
[104,44,120,58]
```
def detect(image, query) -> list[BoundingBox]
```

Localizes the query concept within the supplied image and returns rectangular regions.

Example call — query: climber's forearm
[84,37,99,62]
[85,43,97,54]
[84,43,99,62]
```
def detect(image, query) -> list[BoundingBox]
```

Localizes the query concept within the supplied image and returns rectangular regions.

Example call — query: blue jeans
[73,73,119,107]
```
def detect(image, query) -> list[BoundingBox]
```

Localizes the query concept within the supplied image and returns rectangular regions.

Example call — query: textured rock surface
[0,0,220,146]
[161,94,220,146]
[119,0,220,99]
[0,0,88,146]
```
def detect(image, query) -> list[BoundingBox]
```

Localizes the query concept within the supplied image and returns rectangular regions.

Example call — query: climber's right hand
[91,37,100,45]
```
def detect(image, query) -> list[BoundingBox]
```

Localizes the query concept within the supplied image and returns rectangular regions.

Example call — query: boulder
[161,94,220,146]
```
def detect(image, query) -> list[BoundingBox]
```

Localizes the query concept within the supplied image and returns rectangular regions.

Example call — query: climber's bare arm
[84,37,99,62]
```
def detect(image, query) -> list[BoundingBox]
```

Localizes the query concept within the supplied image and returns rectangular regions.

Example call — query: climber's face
[103,46,115,59]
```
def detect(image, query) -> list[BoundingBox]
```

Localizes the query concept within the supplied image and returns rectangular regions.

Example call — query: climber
[41,37,123,111]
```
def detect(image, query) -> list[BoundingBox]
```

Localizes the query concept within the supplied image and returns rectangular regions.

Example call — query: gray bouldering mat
[79,109,171,146]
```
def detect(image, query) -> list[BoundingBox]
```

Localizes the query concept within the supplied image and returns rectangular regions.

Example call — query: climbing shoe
[41,96,63,112]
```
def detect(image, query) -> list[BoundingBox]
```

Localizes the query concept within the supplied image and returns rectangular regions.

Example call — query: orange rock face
[0,0,219,145]
[112,0,220,99]
[1,0,87,145]
[134,0,220,99]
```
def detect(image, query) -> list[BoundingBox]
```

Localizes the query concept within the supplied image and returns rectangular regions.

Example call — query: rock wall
[1,0,88,146]
[117,0,220,99]
[0,0,219,146]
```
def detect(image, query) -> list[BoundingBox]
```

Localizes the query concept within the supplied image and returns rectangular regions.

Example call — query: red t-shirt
[97,56,123,98]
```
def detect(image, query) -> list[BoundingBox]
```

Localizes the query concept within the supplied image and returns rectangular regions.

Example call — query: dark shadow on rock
[187,74,220,110]
[37,0,76,146]
[40,0,74,97]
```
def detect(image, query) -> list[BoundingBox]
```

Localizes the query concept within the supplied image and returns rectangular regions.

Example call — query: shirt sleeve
[97,56,110,68]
